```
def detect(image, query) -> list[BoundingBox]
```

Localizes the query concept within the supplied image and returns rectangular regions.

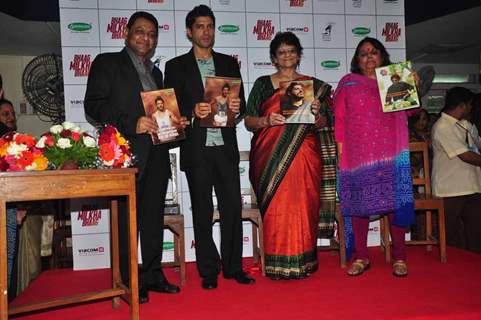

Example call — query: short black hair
[155,96,164,103]
[222,83,230,90]
[443,87,474,113]
[185,5,215,30]
[127,11,159,34]
[269,31,303,65]
[351,37,391,74]
[0,98,13,108]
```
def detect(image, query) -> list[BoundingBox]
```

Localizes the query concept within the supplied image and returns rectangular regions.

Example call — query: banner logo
[163,242,174,250]
[382,22,401,42]
[69,99,84,108]
[77,209,102,227]
[322,23,334,41]
[352,0,362,8]
[78,247,105,255]
[286,27,309,33]
[69,54,91,77]
[253,61,274,69]
[107,17,128,39]
[218,25,240,33]
[159,24,170,32]
[68,22,92,32]
[352,27,370,36]
[321,60,341,69]
[253,20,275,40]
[289,0,305,6]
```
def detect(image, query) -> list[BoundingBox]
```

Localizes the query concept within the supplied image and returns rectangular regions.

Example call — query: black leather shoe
[224,272,255,285]
[201,278,218,290]
[139,286,149,304]
[149,280,180,294]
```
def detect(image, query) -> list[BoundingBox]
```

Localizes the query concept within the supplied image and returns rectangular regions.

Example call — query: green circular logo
[68,22,92,32]
[352,27,371,36]
[218,25,240,33]
[321,60,341,69]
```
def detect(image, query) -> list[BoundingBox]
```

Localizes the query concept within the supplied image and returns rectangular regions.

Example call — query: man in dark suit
[164,5,255,290]
[84,11,187,303]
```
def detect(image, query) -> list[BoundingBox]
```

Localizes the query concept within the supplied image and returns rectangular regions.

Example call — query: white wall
[0,55,54,135]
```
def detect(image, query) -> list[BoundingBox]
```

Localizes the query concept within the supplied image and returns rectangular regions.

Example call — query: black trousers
[185,146,243,280]
[119,147,170,286]
[444,193,481,254]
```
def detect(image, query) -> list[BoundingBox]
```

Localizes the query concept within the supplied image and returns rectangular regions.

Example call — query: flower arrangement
[97,125,133,168]
[37,121,98,169]
[0,132,48,171]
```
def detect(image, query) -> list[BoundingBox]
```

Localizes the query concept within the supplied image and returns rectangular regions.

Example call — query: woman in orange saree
[245,32,331,279]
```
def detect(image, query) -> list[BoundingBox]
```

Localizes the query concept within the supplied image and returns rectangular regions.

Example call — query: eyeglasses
[0,111,15,118]
[132,28,157,40]
[358,49,380,58]
[276,48,297,56]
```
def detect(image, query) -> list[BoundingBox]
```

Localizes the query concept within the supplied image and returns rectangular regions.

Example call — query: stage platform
[11,246,481,320]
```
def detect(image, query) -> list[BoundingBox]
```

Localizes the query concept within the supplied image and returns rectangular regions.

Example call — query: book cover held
[140,88,185,145]
[279,79,315,124]
[201,76,241,127]
[375,61,420,113]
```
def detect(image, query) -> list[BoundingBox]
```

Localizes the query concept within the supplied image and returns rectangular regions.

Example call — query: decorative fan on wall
[22,54,65,124]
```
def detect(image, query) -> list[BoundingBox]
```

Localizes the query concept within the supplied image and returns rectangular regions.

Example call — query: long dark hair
[350,37,391,74]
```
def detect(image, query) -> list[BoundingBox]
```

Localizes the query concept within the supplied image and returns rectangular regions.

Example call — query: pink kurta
[333,73,414,226]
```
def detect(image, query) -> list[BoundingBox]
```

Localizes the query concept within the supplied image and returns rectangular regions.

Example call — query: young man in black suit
[164,5,255,289]
[84,11,187,303]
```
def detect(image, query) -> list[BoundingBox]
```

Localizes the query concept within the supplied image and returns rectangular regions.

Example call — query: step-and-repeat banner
[59,0,405,269]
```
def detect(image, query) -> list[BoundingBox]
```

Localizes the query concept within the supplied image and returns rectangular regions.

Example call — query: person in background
[431,87,481,254]
[245,31,330,279]
[407,108,434,240]
[334,37,418,277]
[0,98,27,299]
[164,5,254,290]
[85,11,188,303]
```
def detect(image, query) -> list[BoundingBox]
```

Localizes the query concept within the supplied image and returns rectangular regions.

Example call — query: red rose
[98,133,111,145]
[102,125,117,136]
[0,157,9,171]
[60,129,72,138]
[2,132,15,142]
[45,135,55,147]
[72,132,81,142]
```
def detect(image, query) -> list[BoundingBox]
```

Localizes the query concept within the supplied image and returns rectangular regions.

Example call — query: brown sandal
[392,260,408,277]
[347,259,370,276]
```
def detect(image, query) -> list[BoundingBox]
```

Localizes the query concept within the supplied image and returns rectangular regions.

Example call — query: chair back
[239,150,257,204]
[165,152,180,214]
[409,141,432,195]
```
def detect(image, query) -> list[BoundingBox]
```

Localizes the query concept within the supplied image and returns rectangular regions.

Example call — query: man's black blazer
[84,48,170,177]
[164,49,246,171]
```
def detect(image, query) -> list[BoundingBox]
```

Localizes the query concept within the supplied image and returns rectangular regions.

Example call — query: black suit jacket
[164,49,246,171]
[84,48,170,178]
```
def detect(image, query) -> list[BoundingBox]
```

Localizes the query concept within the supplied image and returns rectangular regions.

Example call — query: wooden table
[0,169,139,320]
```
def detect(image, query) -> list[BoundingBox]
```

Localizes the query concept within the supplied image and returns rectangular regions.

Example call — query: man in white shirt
[432,86,481,254]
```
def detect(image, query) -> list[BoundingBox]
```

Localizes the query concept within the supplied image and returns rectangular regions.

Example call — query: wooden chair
[381,141,446,263]
[212,151,265,276]
[162,153,186,285]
